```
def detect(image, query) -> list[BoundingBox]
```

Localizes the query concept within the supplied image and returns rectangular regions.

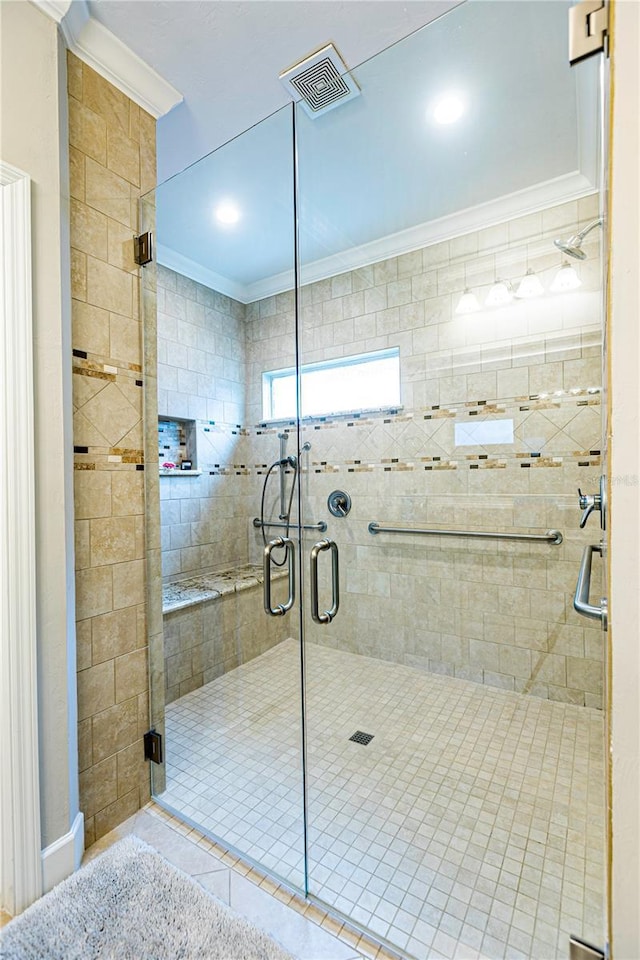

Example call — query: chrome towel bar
[263,537,295,617]
[253,517,327,533]
[573,543,607,626]
[310,539,340,624]
[368,522,563,545]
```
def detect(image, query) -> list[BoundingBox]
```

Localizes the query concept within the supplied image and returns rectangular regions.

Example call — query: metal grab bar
[368,522,563,545]
[574,543,607,627]
[263,537,295,617]
[253,517,327,533]
[310,539,340,625]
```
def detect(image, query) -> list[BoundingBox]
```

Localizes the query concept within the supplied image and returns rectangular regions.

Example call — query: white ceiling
[87,0,460,181]
[88,0,599,302]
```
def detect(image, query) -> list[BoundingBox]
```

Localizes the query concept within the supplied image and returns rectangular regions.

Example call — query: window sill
[260,405,404,427]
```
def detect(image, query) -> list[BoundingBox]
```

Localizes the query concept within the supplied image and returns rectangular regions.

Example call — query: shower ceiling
[93,0,598,301]
[87,0,458,180]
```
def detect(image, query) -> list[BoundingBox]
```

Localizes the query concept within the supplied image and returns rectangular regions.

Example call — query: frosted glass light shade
[485,280,513,307]
[515,269,544,299]
[550,262,581,292]
[455,289,481,315]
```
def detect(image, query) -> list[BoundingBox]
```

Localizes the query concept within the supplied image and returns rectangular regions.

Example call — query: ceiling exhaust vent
[279,43,360,118]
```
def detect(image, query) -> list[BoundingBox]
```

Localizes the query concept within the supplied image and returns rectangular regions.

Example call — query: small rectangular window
[263,348,400,421]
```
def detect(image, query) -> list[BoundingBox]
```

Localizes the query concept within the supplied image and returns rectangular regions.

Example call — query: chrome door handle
[263,537,295,616]
[310,539,339,624]
[574,543,607,627]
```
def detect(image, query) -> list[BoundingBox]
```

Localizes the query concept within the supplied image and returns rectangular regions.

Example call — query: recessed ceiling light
[215,202,240,225]
[432,94,465,125]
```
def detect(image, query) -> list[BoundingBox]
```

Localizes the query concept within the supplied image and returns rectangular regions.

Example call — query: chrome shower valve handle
[578,488,600,528]
[577,476,606,530]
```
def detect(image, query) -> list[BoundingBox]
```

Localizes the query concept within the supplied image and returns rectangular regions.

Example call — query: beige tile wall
[243,196,605,707]
[68,51,156,846]
[163,585,289,703]
[156,264,245,425]
[156,266,253,580]
[245,197,601,419]
[150,197,604,710]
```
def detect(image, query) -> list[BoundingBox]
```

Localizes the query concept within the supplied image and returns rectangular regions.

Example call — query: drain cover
[349,731,374,745]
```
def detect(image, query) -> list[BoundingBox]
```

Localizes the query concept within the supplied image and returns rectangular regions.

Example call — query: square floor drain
[349,730,374,745]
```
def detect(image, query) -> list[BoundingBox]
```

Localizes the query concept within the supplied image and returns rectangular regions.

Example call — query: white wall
[609,2,640,957]
[0,1,78,855]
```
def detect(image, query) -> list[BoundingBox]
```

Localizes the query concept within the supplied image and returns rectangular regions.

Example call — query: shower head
[553,217,603,260]
[553,237,588,260]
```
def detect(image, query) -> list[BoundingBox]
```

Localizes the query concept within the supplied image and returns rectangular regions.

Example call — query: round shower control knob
[328,490,351,518]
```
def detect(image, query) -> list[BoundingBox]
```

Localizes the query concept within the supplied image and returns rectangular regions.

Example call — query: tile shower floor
[161,639,605,960]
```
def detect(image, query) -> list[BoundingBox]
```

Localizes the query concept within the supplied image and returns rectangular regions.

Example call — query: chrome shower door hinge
[569,0,609,65]
[134,231,153,266]
[144,728,163,764]
[569,934,606,960]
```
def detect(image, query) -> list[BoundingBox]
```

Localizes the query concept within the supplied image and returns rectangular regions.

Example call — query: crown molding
[160,171,595,305]
[30,0,182,119]
[247,171,596,302]
[29,0,72,22]
[156,243,253,305]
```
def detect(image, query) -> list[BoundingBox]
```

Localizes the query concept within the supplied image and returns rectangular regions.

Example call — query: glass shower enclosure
[142,4,608,957]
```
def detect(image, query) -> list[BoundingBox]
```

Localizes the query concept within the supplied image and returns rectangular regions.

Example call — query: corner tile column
[68,51,156,846]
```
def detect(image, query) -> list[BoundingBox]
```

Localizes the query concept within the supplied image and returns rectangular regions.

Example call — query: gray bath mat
[0,835,294,959]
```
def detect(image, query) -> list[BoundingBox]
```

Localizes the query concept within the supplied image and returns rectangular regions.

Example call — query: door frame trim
[0,160,42,915]
[608,1,640,955]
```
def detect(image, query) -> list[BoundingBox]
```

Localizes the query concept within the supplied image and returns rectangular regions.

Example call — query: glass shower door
[143,104,308,892]
[296,4,608,958]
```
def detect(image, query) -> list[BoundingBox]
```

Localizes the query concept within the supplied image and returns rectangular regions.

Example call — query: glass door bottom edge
[148,793,409,960]
[149,793,308,902]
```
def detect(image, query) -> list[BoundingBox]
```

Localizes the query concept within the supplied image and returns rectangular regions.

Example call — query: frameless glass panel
[141,104,307,892]
[296,3,607,958]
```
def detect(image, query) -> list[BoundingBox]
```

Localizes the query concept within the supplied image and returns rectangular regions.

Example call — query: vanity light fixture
[215,201,241,225]
[455,288,481,315]
[550,261,582,292]
[515,268,544,299]
[485,279,514,308]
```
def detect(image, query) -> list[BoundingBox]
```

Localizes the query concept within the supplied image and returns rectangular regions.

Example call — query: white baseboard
[41,812,84,893]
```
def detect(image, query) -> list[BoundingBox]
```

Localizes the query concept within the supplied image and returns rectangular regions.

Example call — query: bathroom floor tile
[159,638,605,960]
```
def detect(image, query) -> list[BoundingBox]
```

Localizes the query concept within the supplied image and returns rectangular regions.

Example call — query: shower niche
[157,416,199,475]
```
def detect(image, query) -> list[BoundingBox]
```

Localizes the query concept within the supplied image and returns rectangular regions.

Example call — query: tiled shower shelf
[162,562,286,614]
[159,469,202,477]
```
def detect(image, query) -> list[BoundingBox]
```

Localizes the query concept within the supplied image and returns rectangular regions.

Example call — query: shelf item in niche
[181,460,192,471]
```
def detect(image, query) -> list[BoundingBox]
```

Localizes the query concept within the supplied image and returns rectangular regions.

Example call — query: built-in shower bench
[162,562,284,614]
[161,563,289,703]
